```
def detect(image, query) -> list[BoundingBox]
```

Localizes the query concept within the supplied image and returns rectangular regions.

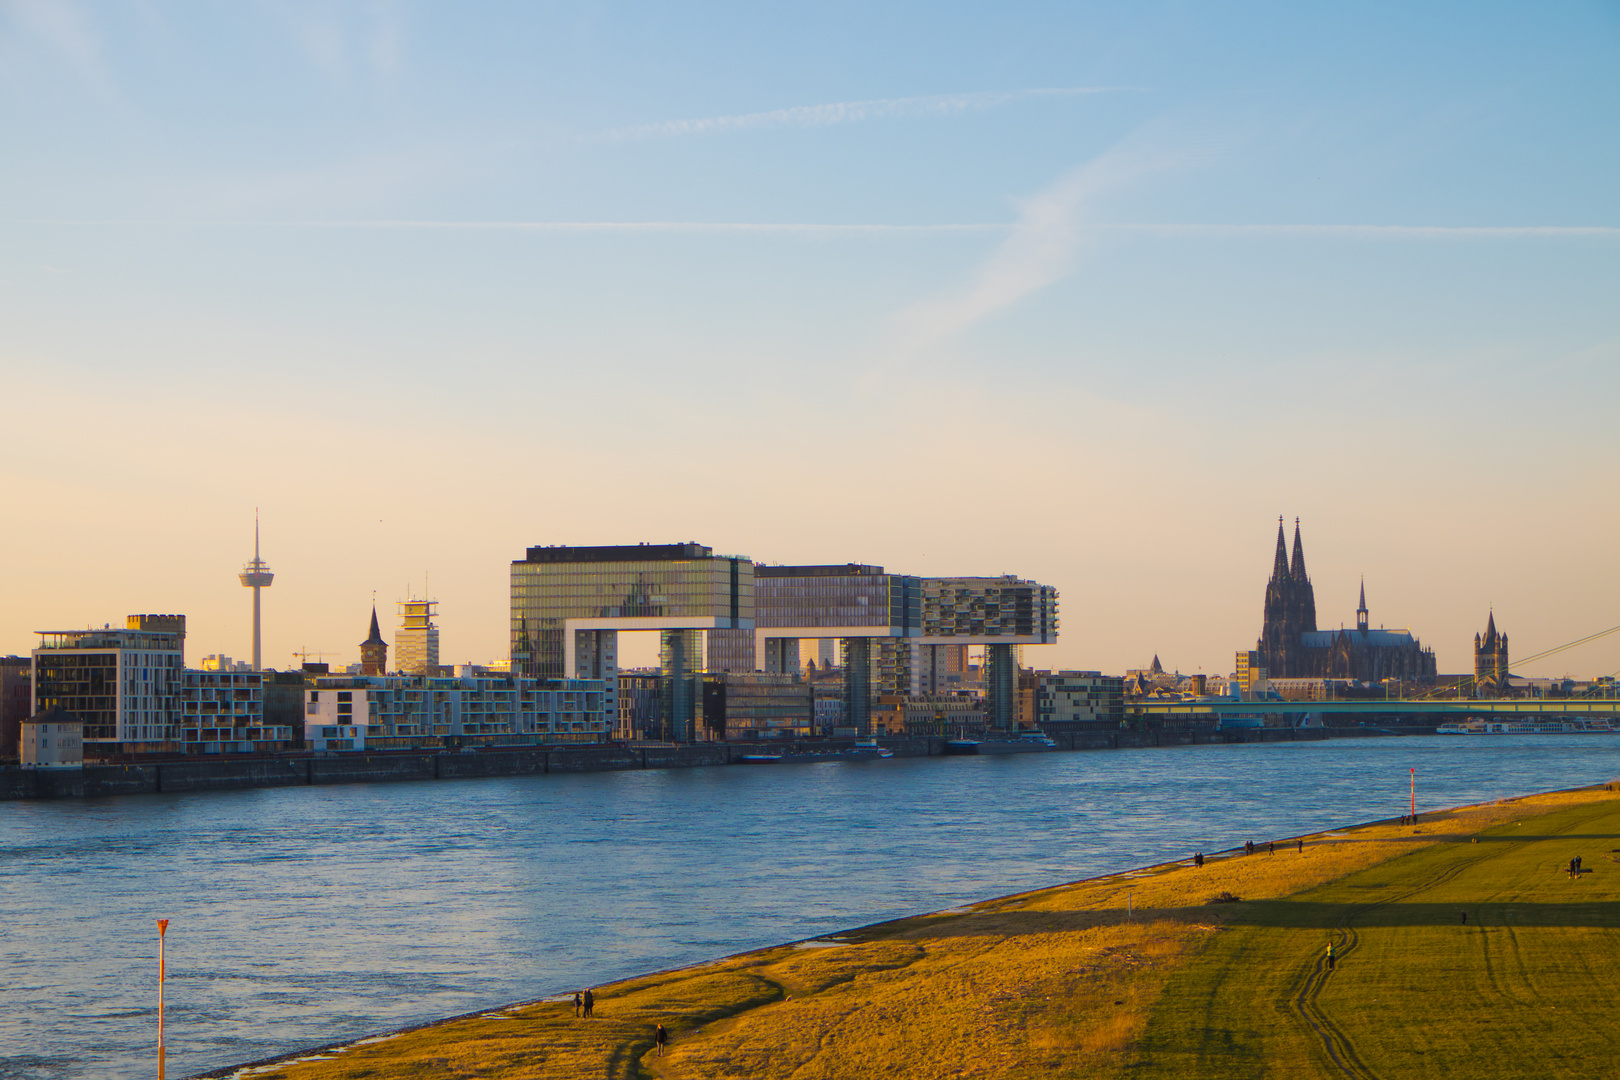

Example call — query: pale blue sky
[2,2,1617,676]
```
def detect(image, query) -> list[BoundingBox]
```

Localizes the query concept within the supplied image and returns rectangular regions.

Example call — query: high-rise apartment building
[32,616,186,755]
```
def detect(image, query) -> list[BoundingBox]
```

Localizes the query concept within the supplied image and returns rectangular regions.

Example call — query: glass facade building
[33,622,186,753]
[510,543,754,738]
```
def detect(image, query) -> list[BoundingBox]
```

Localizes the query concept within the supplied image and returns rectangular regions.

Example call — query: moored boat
[945,732,1057,755]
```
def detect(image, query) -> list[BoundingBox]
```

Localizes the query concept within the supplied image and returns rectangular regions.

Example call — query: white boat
[1436,718,1614,735]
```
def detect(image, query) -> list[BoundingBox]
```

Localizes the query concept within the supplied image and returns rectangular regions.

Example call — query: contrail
[599,87,1132,142]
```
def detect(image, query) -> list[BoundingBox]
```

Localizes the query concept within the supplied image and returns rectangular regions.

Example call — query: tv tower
[239,511,274,670]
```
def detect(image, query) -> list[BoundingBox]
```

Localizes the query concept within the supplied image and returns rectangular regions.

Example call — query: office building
[870,693,986,737]
[511,543,754,739]
[32,616,186,756]
[919,576,1060,728]
[721,673,813,738]
[1035,671,1125,727]
[396,597,440,675]
[740,564,922,734]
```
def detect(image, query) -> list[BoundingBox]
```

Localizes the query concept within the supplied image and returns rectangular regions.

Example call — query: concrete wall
[436,751,549,779]
[0,723,1350,802]
[642,745,729,769]
[157,758,309,793]
[545,747,641,774]
[312,755,436,785]
[86,765,159,796]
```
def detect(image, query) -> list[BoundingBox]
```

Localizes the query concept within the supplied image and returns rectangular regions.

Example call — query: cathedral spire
[366,603,384,644]
[1272,517,1289,582]
[1356,577,1369,632]
[1290,518,1309,583]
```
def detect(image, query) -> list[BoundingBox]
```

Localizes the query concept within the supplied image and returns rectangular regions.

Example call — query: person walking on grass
[573,992,582,1018]
[1297,839,1304,854]
[583,988,595,1017]
[655,1024,668,1056]
[1269,841,1275,856]
[1326,941,1336,971]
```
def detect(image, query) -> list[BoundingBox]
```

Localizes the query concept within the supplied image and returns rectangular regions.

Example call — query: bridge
[1133,698,1620,719]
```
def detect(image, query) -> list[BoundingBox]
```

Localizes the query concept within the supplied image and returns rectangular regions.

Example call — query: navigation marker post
[157,918,169,1080]
[1410,768,1416,821]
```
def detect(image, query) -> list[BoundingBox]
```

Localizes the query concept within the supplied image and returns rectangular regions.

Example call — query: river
[3,735,1617,1080]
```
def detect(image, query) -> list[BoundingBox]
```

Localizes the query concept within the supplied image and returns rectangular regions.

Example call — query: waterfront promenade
[211,784,1620,1079]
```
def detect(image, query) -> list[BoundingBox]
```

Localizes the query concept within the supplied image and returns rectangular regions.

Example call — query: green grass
[1136,797,1620,1078]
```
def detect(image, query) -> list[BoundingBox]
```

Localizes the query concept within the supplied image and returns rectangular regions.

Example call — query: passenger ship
[1436,718,1616,735]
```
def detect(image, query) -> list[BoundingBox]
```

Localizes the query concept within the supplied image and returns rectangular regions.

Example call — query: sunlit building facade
[32,616,187,755]
[510,543,754,737]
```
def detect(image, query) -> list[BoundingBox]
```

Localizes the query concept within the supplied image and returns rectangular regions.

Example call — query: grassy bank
[222,786,1620,1079]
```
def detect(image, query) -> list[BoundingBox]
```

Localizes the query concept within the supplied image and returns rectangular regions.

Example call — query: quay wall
[0,724,1343,802]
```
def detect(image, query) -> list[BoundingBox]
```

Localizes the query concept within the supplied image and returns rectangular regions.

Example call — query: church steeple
[359,601,388,676]
[1356,578,1369,632]
[1290,518,1309,583]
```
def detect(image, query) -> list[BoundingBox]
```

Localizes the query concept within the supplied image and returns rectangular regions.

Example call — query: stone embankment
[0,725,1337,801]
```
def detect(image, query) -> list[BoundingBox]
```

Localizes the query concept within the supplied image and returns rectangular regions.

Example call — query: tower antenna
[239,509,275,670]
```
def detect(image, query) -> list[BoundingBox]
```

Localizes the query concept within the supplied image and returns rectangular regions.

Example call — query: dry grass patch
[238,786,1617,1080]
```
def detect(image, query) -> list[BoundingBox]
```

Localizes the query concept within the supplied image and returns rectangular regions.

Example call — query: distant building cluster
[5,515,1607,766]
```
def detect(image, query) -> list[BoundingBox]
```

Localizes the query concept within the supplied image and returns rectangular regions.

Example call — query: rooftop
[520,543,717,564]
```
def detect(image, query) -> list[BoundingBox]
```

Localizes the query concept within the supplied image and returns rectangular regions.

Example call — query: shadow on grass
[891,899,1620,942]
[1469,834,1620,842]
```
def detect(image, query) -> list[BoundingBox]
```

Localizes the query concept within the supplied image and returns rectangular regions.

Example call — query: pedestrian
[1297,839,1304,854]
[1195,851,1204,868]
[1326,941,1335,971]
[573,992,582,1018]
[1269,841,1275,856]
[1461,911,1467,924]
[655,1024,668,1056]
[583,988,595,1017]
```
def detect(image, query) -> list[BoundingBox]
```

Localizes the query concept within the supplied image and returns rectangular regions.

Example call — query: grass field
[226,786,1620,1080]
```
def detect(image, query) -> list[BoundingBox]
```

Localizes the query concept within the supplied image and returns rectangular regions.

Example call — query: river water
[3,735,1618,1080]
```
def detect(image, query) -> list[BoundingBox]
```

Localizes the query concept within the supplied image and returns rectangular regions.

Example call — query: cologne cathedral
[1256,519,1437,682]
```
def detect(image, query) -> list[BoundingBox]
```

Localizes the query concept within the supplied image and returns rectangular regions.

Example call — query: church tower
[1259,517,1318,678]
[1356,579,1369,632]
[359,604,389,676]
[1474,612,1508,696]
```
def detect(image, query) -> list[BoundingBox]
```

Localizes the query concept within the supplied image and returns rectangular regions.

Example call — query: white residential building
[304,674,609,751]
[20,710,82,768]
[32,617,187,754]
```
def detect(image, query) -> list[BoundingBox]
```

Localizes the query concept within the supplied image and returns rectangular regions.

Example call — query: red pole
[157,919,169,1080]
[1410,768,1416,819]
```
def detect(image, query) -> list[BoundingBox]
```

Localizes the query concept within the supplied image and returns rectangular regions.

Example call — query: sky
[1,1,1617,678]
